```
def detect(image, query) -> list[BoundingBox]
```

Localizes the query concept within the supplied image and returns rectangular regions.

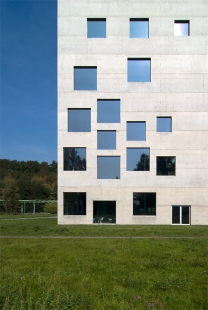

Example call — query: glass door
[172,206,190,225]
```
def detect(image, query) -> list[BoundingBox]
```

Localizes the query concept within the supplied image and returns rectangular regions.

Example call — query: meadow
[0,216,207,309]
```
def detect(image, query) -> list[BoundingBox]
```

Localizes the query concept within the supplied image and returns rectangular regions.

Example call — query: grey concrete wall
[58,0,208,225]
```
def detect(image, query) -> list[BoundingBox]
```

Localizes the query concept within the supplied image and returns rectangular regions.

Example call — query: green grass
[0,238,207,309]
[0,217,207,237]
[0,219,207,309]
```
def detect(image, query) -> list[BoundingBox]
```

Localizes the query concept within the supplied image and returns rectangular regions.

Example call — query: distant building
[58,0,208,225]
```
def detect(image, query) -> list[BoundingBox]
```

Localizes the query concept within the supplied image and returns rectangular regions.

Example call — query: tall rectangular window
[157,117,172,132]
[128,59,151,82]
[68,109,91,132]
[64,147,86,171]
[97,156,120,179]
[74,67,97,90]
[127,148,150,171]
[64,192,86,215]
[156,156,176,175]
[133,193,156,215]
[97,99,120,123]
[87,18,106,38]
[130,18,149,38]
[97,130,116,150]
[174,20,189,36]
[127,121,146,141]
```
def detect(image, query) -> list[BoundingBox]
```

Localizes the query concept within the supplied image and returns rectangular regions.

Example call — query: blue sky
[0,0,57,163]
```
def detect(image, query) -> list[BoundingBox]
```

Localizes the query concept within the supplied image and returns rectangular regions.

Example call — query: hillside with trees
[0,159,57,212]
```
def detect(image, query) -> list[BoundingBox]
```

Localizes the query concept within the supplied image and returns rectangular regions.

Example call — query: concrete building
[58,0,208,225]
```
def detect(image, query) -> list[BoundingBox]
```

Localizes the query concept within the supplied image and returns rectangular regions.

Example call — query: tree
[2,176,20,213]
[134,153,149,171]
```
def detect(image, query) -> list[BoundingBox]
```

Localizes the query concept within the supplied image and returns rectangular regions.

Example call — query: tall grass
[0,237,207,309]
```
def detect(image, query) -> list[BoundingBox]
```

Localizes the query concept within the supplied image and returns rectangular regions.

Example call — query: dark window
[127,148,150,171]
[93,201,116,223]
[68,109,91,132]
[128,58,151,82]
[97,99,120,123]
[130,18,149,38]
[97,156,120,179]
[174,20,189,36]
[64,147,86,171]
[156,156,176,175]
[157,117,172,132]
[74,67,97,90]
[97,130,116,149]
[127,121,146,141]
[87,18,106,38]
[133,192,156,215]
[172,206,190,224]
[64,192,86,215]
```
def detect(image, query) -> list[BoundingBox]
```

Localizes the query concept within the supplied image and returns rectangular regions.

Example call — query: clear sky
[0,0,57,163]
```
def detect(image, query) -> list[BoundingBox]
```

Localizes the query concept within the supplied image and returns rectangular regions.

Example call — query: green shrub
[44,203,57,214]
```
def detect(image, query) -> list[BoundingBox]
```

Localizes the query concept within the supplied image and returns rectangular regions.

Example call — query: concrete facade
[58,0,208,225]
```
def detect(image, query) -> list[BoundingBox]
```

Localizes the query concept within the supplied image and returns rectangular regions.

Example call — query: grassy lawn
[0,219,207,309]
[0,217,207,237]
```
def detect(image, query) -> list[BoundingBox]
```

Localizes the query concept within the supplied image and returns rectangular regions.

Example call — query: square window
[174,20,189,36]
[74,67,97,90]
[87,18,106,38]
[127,148,150,171]
[93,201,116,223]
[133,192,156,215]
[127,121,146,141]
[97,99,120,123]
[172,206,190,224]
[156,156,176,176]
[128,58,151,82]
[97,156,120,179]
[64,192,86,215]
[63,147,86,171]
[157,117,172,132]
[130,18,149,38]
[97,131,116,150]
[68,109,91,132]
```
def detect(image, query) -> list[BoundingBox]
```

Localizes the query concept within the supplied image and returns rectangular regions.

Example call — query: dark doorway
[93,201,116,223]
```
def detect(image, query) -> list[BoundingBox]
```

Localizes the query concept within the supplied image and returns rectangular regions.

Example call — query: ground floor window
[172,206,190,224]
[133,192,156,215]
[64,192,86,215]
[93,201,116,223]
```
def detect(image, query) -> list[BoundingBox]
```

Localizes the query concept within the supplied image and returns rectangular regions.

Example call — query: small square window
[127,121,146,141]
[87,18,106,38]
[97,99,120,123]
[174,20,189,36]
[64,147,86,171]
[74,67,97,90]
[133,192,156,215]
[130,18,149,38]
[127,148,150,171]
[128,59,151,82]
[68,109,91,132]
[97,156,120,179]
[157,117,172,132]
[156,156,176,176]
[64,192,86,215]
[97,131,116,150]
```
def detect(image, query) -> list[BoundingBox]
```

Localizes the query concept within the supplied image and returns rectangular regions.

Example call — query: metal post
[33,200,35,213]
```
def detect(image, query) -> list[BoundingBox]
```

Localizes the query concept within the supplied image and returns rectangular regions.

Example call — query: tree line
[0,159,57,212]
